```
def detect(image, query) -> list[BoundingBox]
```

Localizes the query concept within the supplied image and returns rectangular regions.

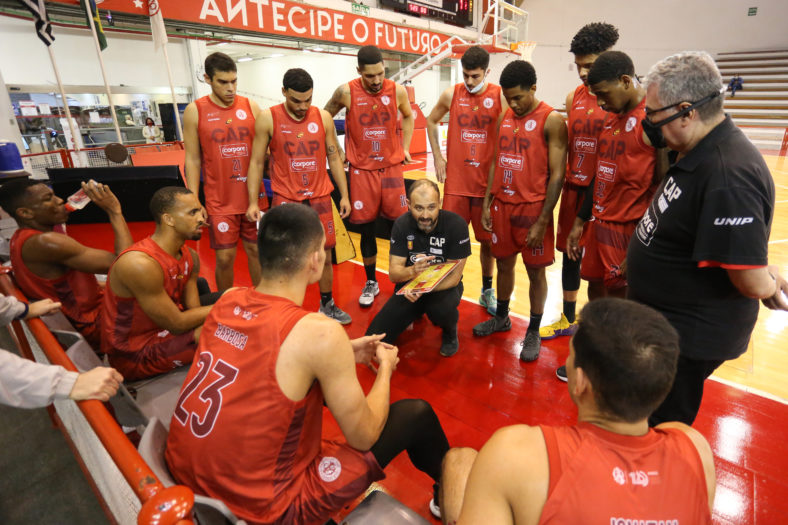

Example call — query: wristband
[15,302,29,320]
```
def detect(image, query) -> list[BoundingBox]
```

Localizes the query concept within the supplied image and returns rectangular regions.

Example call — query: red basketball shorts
[490,198,554,268]
[272,193,336,250]
[348,164,407,224]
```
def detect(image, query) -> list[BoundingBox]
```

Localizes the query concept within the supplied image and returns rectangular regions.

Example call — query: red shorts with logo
[556,181,590,253]
[272,194,336,250]
[443,194,492,243]
[490,198,555,268]
[348,164,407,224]
[580,218,637,289]
[273,440,385,524]
[108,331,196,381]
[207,213,258,250]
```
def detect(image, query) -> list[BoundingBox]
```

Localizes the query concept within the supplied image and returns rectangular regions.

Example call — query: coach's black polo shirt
[627,116,774,361]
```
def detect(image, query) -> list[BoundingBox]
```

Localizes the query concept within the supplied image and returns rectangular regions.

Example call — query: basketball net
[510,41,537,62]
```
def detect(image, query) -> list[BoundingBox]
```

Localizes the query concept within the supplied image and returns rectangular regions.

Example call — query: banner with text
[49,0,453,54]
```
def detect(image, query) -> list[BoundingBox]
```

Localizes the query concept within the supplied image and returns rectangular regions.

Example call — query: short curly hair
[569,22,619,56]
[500,60,536,90]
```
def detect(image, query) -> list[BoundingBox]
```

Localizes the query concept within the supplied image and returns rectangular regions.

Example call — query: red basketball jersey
[268,104,333,201]
[10,228,103,347]
[345,78,404,169]
[538,423,711,524]
[445,83,502,197]
[166,288,318,524]
[566,84,606,187]
[196,95,255,215]
[491,103,554,203]
[101,237,193,357]
[592,97,656,222]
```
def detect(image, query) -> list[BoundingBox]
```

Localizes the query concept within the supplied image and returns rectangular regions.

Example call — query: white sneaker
[359,280,379,307]
[429,497,441,520]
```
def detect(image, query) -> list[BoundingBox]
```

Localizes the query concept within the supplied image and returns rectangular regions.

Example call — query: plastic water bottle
[65,188,90,212]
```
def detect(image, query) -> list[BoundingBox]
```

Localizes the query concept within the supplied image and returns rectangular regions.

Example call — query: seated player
[439,298,715,524]
[101,187,212,381]
[365,180,470,357]
[0,177,132,349]
[166,203,451,524]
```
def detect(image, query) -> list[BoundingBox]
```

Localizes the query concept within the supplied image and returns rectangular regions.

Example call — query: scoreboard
[379,0,474,27]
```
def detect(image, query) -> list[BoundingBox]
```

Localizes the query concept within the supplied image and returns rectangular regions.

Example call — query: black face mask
[641,89,723,148]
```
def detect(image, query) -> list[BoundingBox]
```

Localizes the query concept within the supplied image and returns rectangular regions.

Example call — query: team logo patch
[612,467,626,485]
[625,116,636,132]
[381,95,390,105]
[525,119,537,132]
[217,221,229,233]
[236,109,248,120]
[491,233,498,244]
[483,97,494,109]
[354,200,364,210]
[319,457,342,482]
[307,122,319,134]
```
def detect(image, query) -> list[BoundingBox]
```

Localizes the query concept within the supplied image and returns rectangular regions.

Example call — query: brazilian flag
[80,0,107,50]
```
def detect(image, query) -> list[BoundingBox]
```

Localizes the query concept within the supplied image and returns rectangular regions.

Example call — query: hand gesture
[82,180,122,216]
[433,155,447,183]
[526,220,547,249]
[374,341,399,372]
[403,289,421,303]
[482,206,493,232]
[246,203,261,223]
[339,197,351,219]
[412,255,435,276]
[351,333,388,365]
[402,150,413,165]
[69,367,123,402]
[566,221,585,261]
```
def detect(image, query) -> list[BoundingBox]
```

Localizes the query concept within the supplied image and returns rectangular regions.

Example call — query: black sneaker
[556,365,568,382]
[519,331,541,362]
[439,332,459,357]
[472,316,511,337]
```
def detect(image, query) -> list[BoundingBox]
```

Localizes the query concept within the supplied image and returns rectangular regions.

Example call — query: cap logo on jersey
[461,130,487,143]
[290,158,318,172]
[597,161,617,182]
[236,109,248,120]
[612,467,626,485]
[359,112,391,126]
[457,114,493,128]
[498,153,523,171]
[484,97,494,109]
[354,200,364,210]
[284,140,320,156]
[364,128,388,140]
[220,144,249,158]
[217,221,230,233]
[525,119,537,132]
[308,122,319,134]
[381,95,390,105]
[625,116,637,132]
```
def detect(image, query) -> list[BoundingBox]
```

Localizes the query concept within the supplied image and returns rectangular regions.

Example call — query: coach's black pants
[648,354,725,427]
[365,282,463,344]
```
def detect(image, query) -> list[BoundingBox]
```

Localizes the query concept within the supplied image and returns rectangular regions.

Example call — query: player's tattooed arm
[324,83,350,117]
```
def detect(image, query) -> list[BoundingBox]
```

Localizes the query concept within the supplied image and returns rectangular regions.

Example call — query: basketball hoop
[511,41,537,62]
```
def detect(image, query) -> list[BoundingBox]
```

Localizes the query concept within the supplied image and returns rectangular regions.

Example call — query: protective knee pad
[562,253,582,291]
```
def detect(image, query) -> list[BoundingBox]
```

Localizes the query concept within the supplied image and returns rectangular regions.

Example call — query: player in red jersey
[324,45,414,308]
[426,45,507,316]
[472,60,568,363]
[439,298,715,525]
[541,23,619,344]
[184,52,264,291]
[166,204,450,524]
[101,187,213,381]
[247,68,352,325]
[565,52,667,301]
[0,177,132,349]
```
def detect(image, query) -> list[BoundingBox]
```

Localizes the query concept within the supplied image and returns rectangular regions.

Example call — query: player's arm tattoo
[327,144,338,157]
[324,85,348,116]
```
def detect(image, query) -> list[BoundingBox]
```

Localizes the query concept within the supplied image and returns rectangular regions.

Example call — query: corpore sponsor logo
[461,130,487,143]
[574,137,597,153]
[220,143,249,158]
[214,322,248,351]
[498,154,523,171]
[290,158,318,172]
[363,128,387,140]
[597,161,616,182]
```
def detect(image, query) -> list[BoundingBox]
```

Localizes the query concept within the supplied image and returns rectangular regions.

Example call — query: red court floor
[69,221,788,524]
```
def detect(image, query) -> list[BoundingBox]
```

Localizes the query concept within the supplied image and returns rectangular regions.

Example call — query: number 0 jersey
[344,78,404,169]
[268,104,333,201]
[195,94,255,215]
[491,103,554,204]
[445,82,502,197]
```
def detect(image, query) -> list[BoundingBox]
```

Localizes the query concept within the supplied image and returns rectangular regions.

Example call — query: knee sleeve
[359,222,378,258]
[562,252,581,291]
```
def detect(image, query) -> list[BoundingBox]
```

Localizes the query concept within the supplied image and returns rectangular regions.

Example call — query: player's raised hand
[82,179,122,216]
